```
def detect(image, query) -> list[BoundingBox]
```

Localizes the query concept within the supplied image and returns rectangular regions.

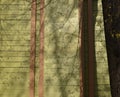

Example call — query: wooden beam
[87,0,95,97]
[79,0,84,97]
[39,0,44,97]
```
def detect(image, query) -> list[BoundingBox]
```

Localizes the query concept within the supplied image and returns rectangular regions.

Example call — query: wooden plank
[79,0,84,97]
[39,0,44,97]
[88,0,95,97]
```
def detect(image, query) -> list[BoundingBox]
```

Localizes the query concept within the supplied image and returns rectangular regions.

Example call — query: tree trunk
[102,0,120,97]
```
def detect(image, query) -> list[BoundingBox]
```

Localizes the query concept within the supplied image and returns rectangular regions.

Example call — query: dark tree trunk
[102,0,120,97]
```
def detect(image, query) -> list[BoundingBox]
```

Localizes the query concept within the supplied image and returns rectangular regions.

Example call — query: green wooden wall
[0,0,111,97]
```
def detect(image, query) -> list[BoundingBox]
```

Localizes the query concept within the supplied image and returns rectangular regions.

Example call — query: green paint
[0,0,111,97]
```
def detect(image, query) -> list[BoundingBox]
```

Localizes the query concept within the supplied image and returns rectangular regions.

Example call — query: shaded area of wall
[82,0,89,96]
[102,1,120,97]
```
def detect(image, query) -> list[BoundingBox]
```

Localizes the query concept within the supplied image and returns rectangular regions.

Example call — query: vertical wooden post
[79,0,84,97]
[30,0,36,97]
[39,0,44,97]
[88,0,95,97]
